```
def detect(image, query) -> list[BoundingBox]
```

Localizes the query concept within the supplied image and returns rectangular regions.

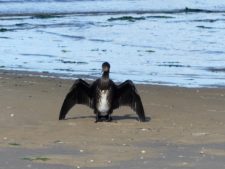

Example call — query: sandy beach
[0,70,225,169]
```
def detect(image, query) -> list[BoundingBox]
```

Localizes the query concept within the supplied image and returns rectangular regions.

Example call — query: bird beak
[102,67,109,72]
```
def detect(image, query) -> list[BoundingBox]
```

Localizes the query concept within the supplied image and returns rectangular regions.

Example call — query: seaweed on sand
[8,142,21,146]
[22,157,50,162]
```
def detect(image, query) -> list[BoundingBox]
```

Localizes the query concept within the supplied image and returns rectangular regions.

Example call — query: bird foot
[105,115,112,122]
[95,115,103,123]
[95,115,112,122]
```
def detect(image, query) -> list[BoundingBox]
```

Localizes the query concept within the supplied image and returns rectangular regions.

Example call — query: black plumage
[59,62,147,122]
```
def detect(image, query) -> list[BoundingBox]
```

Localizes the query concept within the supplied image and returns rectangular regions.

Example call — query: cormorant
[59,62,146,122]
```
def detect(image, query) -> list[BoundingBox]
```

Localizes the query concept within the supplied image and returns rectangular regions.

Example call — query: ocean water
[0,0,225,87]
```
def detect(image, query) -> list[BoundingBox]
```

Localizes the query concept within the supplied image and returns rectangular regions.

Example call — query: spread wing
[59,79,94,120]
[113,80,146,122]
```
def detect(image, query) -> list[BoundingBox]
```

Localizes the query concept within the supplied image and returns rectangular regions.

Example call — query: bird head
[102,62,110,73]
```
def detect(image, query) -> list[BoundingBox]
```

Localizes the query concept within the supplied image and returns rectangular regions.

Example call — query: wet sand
[0,70,225,169]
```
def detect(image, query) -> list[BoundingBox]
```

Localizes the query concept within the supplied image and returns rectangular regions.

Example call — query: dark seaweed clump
[193,19,221,23]
[61,49,71,53]
[145,50,155,53]
[15,23,28,27]
[158,62,190,68]
[59,59,88,64]
[146,15,174,19]
[184,7,213,13]
[197,25,213,29]
[0,28,8,32]
[31,14,62,19]
[207,67,225,73]
[0,37,10,39]
[54,68,74,72]
[108,16,145,22]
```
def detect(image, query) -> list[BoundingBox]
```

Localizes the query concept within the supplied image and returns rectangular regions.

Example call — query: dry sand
[0,70,225,169]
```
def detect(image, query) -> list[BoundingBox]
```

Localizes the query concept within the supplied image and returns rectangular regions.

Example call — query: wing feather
[114,80,146,122]
[59,79,94,120]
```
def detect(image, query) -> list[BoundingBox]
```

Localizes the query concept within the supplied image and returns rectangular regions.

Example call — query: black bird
[59,62,146,122]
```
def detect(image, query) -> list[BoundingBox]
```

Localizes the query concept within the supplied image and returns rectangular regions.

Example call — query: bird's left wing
[113,80,146,122]
[59,79,94,120]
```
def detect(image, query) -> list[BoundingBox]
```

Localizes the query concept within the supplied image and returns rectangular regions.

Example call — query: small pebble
[54,140,63,144]
[3,137,7,140]
[200,147,206,156]
[143,161,148,164]
[10,114,14,117]
[107,160,112,163]
[90,159,94,163]
[200,150,205,155]
[192,132,208,136]
[141,150,146,154]
[79,150,84,153]
[76,166,80,169]
[27,164,32,168]
[182,162,188,166]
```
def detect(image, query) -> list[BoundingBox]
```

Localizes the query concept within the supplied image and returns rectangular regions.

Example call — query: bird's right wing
[59,79,94,120]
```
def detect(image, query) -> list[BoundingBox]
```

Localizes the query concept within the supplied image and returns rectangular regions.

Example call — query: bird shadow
[65,114,151,122]
[112,114,151,122]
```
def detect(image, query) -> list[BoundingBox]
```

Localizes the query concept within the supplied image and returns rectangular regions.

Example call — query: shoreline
[1,70,225,169]
[1,69,225,89]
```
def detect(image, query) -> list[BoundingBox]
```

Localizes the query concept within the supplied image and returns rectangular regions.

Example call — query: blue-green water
[0,0,225,87]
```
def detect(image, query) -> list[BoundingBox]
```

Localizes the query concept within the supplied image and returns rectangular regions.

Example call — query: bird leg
[105,114,112,122]
[95,111,103,123]
[95,114,112,123]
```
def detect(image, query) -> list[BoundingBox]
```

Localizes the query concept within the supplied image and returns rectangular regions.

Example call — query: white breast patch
[97,90,110,114]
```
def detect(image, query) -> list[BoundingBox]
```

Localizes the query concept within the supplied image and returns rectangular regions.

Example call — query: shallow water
[0,0,225,87]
